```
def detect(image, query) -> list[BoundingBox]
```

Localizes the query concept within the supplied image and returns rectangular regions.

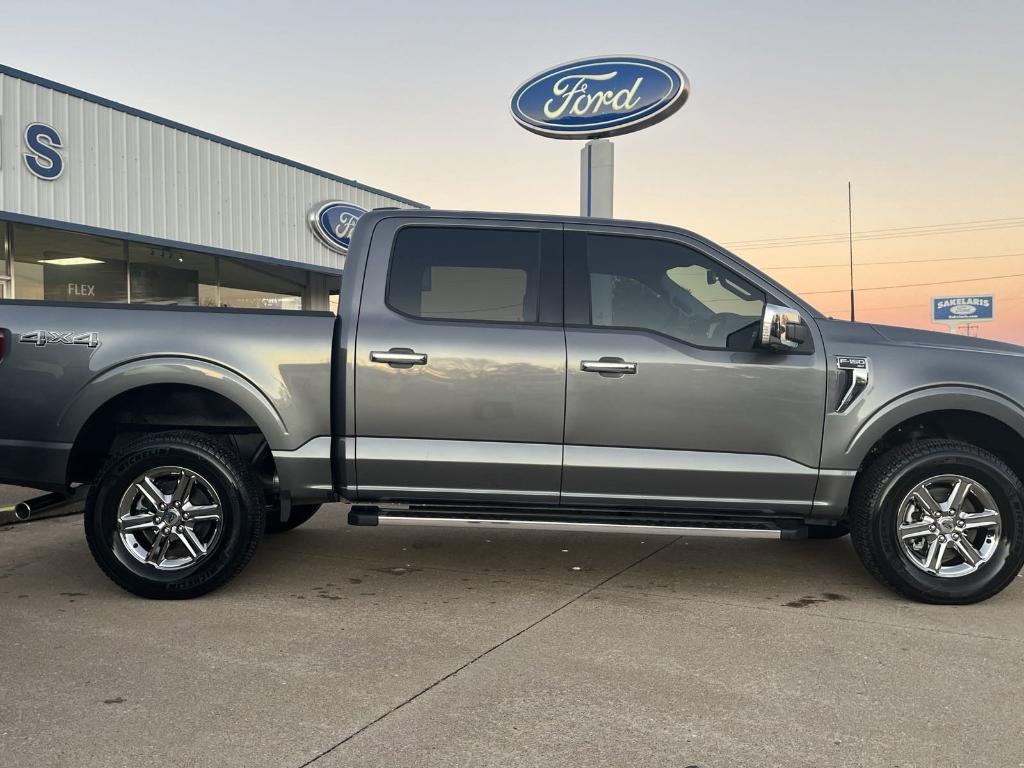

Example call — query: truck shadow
[254,509,887,604]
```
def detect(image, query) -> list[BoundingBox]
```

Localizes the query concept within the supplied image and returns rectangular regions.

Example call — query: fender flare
[844,385,1024,467]
[59,356,289,450]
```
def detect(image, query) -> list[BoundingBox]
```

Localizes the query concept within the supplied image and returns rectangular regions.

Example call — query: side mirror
[760,304,808,352]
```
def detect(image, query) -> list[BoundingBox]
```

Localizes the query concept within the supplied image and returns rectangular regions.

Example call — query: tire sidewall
[86,439,259,598]
[871,449,1024,603]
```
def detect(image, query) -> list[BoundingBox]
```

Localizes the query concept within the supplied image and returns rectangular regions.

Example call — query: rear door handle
[581,359,637,374]
[370,349,428,367]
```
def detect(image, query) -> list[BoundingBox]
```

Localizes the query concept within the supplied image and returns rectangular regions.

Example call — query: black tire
[806,522,850,539]
[265,503,322,534]
[849,438,1024,604]
[85,431,265,599]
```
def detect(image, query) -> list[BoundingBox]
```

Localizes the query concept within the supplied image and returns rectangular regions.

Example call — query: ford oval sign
[310,201,367,253]
[511,55,689,139]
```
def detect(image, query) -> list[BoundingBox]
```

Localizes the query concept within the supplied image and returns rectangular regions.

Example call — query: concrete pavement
[0,484,32,508]
[1,504,1022,768]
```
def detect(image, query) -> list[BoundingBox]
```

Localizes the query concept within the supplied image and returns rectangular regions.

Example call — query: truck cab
[340,212,828,518]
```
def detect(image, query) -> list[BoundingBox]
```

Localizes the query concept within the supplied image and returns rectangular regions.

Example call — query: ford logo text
[310,201,368,253]
[510,56,689,139]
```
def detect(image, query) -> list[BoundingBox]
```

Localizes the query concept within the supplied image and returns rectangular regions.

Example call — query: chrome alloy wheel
[116,466,224,571]
[896,474,1002,578]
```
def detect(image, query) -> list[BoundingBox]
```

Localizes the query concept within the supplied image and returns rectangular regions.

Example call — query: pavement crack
[297,536,681,767]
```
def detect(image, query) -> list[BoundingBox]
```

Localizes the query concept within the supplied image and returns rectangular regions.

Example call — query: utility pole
[848,181,856,322]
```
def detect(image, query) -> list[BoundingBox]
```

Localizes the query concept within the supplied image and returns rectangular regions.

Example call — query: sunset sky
[3,1,1022,338]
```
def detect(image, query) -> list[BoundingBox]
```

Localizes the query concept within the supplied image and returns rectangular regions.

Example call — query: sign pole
[580,138,614,218]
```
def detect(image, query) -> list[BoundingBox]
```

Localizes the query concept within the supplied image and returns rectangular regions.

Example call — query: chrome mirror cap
[760,304,805,351]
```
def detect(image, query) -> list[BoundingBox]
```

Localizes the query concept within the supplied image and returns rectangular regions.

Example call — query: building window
[218,257,305,311]
[12,223,127,303]
[128,244,218,306]
[1,219,323,311]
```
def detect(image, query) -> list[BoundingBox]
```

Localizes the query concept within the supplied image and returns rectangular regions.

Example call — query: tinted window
[586,234,765,350]
[388,227,540,323]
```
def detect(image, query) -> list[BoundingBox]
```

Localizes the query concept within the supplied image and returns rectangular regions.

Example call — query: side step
[347,506,807,540]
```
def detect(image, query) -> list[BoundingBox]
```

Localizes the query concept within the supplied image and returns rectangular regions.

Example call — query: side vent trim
[836,356,869,413]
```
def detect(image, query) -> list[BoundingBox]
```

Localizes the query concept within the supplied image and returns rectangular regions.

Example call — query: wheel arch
[63,358,288,485]
[847,387,1024,489]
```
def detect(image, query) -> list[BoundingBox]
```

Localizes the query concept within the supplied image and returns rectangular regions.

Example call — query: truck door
[351,218,565,504]
[561,224,827,515]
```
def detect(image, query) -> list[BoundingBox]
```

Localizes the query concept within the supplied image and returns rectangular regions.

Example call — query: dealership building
[0,65,424,310]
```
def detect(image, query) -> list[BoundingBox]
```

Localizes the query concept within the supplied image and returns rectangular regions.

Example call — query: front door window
[584,234,765,351]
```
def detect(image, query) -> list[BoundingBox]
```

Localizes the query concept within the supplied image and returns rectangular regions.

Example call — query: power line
[736,222,1024,250]
[725,215,1024,246]
[724,217,1024,250]
[762,250,1024,270]
[725,216,1024,246]
[800,270,1024,296]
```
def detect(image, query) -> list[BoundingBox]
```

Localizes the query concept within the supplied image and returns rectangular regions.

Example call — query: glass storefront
[1,221,332,311]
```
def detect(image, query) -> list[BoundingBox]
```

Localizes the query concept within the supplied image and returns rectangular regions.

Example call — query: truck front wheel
[84,431,265,599]
[849,438,1024,604]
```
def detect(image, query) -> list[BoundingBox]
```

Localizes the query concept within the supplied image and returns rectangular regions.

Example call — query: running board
[347,507,806,540]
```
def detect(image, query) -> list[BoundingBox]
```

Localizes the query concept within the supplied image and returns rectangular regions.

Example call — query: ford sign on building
[310,202,368,254]
[0,65,425,310]
[933,295,995,322]
[510,55,690,139]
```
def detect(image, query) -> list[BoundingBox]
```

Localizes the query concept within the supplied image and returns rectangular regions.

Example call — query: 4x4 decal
[19,330,101,348]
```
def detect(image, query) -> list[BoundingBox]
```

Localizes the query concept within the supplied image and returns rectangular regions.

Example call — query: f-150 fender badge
[836,356,867,370]
[19,330,101,349]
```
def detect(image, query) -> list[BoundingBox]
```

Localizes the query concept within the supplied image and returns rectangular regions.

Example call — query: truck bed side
[0,302,336,494]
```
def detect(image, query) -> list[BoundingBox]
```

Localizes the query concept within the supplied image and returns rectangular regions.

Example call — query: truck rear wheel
[265,503,321,534]
[849,438,1024,604]
[84,431,265,599]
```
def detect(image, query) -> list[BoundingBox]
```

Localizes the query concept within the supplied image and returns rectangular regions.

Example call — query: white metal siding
[0,73,418,270]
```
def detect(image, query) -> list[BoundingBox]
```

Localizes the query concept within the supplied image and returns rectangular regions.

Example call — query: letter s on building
[24,123,64,180]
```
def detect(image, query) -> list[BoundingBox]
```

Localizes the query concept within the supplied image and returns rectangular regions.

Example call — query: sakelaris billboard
[932,295,994,322]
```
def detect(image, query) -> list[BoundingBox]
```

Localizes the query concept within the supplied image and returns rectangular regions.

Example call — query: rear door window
[387,227,541,323]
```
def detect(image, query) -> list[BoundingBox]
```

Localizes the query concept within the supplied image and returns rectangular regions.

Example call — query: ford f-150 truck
[2,210,1023,603]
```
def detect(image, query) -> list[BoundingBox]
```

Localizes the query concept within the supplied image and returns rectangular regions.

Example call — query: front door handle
[370,349,428,367]
[581,358,637,375]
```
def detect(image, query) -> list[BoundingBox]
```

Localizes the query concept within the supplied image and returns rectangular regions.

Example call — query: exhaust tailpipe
[14,488,85,521]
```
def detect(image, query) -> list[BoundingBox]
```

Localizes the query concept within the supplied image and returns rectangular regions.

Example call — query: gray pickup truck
[2,210,1023,603]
